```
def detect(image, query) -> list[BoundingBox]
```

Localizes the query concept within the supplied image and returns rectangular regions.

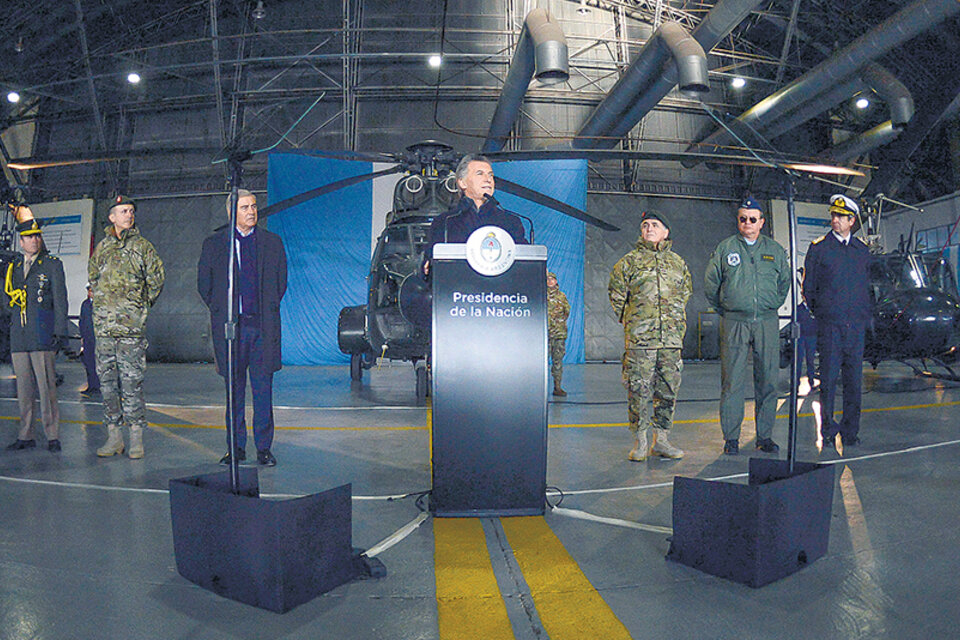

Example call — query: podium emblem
[465,226,516,276]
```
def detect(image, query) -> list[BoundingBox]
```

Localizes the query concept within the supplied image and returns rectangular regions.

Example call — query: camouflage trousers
[549,337,566,386]
[96,336,148,431]
[622,348,682,433]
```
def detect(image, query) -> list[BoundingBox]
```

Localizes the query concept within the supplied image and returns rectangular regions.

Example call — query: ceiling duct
[823,121,902,163]
[572,0,764,150]
[685,0,960,166]
[572,21,708,149]
[482,8,568,153]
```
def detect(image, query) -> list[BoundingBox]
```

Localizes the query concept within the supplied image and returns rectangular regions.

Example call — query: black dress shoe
[257,449,277,467]
[841,435,861,447]
[219,449,246,465]
[6,439,36,451]
[722,439,739,455]
[48,439,61,452]
[821,434,837,451]
[80,388,101,398]
[756,438,780,453]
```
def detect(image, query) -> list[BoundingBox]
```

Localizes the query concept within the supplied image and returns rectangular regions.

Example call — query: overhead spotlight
[7,91,20,104]
[428,54,442,68]
[855,97,870,109]
[127,72,141,85]
[252,0,266,20]
[14,36,24,54]
[577,0,591,15]
[731,77,746,89]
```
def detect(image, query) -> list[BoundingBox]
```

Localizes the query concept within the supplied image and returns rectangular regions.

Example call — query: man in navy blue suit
[803,194,871,451]
[198,189,288,466]
[422,154,528,276]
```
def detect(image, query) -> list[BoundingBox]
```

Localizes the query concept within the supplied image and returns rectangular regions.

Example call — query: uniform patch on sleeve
[761,254,775,261]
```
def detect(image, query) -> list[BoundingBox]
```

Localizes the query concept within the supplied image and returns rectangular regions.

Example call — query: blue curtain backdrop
[495,159,586,364]
[268,153,587,365]
[267,154,373,365]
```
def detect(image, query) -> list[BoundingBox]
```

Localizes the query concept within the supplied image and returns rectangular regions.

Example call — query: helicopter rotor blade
[486,149,865,177]
[257,164,406,219]
[494,176,619,232]
[296,149,403,163]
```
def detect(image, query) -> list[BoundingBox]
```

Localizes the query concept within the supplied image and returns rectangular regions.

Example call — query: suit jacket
[803,232,871,325]
[197,226,288,375]
[5,249,68,352]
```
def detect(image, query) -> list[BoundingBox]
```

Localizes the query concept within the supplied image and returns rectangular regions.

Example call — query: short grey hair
[226,188,256,214]
[455,154,492,184]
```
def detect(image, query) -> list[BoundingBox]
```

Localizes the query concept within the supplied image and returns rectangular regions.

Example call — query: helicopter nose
[902,291,959,349]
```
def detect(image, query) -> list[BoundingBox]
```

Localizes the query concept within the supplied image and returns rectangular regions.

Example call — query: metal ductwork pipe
[860,63,914,128]
[753,63,911,141]
[575,0,765,149]
[686,0,960,165]
[482,9,568,153]
[761,76,867,140]
[572,22,708,148]
[823,121,901,162]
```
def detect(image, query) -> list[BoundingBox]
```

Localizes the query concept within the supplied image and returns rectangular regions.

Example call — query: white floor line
[2,438,958,497]
[0,397,424,411]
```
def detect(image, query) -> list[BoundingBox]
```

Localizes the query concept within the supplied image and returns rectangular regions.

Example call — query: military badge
[727,252,741,266]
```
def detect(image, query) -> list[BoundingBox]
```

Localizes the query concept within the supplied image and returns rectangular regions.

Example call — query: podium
[430,231,548,517]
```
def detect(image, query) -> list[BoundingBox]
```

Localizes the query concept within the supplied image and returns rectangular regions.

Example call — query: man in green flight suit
[704,197,790,455]
[547,271,570,397]
[609,211,692,461]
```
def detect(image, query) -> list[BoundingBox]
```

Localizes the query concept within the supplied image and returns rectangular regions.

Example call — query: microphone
[483,193,534,244]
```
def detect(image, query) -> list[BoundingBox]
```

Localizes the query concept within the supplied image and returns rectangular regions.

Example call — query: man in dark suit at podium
[423,154,527,275]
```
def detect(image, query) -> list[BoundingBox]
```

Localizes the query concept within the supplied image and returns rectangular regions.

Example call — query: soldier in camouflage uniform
[89,196,165,459]
[609,211,692,461]
[547,271,570,397]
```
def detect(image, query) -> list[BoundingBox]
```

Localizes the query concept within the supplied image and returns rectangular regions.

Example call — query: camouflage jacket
[608,238,692,349]
[88,224,165,338]
[547,285,570,340]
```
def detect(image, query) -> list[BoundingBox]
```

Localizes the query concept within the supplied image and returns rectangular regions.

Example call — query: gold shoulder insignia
[810,234,827,245]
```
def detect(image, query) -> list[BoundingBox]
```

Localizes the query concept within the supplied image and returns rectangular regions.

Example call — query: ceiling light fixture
[428,54,442,68]
[127,72,141,85]
[577,1,591,15]
[855,97,870,109]
[14,37,24,54]
[731,77,746,89]
[252,0,266,20]
[7,91,20,104]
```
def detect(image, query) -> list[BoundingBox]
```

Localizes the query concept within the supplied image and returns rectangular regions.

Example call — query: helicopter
[257,140,622,404]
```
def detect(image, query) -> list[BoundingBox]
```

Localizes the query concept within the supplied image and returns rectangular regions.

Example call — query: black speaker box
[169,469,360,613]
[667,458,835,588]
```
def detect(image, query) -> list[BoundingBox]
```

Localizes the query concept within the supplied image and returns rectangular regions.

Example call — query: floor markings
[501,516,632,640]
[434,518,514,640]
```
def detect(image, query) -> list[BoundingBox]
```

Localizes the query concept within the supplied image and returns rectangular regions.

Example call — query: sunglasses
[738,216,760,224]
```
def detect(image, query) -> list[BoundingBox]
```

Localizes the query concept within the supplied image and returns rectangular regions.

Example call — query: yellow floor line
[500,516,632,640]
[434,518,514,640]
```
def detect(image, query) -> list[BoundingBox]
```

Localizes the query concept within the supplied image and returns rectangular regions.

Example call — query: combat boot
[552,383,567,397]
[628,429,648,461]
[651,429,684,459]
[128,427,144,459]
[96,426,125,457]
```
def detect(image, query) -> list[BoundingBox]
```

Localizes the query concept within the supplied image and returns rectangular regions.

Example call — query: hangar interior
[1,1,959,638]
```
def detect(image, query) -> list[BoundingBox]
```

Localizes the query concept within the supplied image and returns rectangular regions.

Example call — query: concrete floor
[0,359,958,639]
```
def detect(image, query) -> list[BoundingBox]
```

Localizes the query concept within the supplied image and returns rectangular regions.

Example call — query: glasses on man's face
[739,216,759,224]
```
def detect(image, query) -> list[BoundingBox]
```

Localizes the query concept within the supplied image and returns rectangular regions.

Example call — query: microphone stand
[224,150,250,494]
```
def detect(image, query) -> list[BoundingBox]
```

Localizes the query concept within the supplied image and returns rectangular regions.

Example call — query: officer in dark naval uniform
[4,218,69,452]
[803,194,871,451]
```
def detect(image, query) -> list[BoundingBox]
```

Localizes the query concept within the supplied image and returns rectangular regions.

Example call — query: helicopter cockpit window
[921,254,960,297]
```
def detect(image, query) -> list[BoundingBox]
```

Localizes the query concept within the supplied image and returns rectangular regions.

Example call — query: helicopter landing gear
[350,353,364,381]
[415,360,429,405]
